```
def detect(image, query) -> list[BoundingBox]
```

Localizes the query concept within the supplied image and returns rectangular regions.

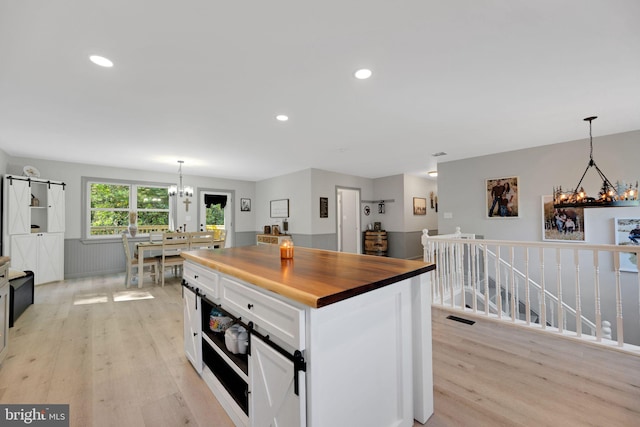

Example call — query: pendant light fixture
[168,160,193,198]
[553,116,638,208]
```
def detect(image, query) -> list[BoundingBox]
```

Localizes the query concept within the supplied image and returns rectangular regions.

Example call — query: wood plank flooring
[426,306,640,427]
[1,275,638,426]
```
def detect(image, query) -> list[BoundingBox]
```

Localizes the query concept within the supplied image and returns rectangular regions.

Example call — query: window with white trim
[87,180,171,237]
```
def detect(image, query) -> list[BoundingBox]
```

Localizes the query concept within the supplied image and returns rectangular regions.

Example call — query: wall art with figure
[614,217,640,272]
[541,195,586,242]
[486,176,519,218]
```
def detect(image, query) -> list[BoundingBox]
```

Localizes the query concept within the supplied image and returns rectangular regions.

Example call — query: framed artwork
[614,218,640,272]
[240,198,251,212]
[486,176,519,218]
[319,197,328,218]
[413,197,427,215]
[541,195,586,242]
[270,199,289,218]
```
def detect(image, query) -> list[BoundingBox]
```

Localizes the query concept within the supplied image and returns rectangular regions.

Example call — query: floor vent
[446,315,475,325]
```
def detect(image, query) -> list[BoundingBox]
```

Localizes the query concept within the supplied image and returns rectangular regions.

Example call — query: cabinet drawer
[220,276,304,350]
[183,261,219,300]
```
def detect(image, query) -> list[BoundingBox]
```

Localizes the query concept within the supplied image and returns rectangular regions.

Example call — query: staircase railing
[422,228,640,352]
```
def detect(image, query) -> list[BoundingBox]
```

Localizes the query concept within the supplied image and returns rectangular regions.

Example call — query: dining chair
[122,234,158,287]
[160,232,189,286]
[149,231,163,243]
[188,231,216,250]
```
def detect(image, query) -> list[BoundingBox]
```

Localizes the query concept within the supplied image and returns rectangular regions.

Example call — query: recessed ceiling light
[427,170,438,177]
[276,114,289,122]
[354,69,372,79]
[89,55,114,68]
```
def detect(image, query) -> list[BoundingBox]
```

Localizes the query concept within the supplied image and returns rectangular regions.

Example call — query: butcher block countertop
[181,245,435,308]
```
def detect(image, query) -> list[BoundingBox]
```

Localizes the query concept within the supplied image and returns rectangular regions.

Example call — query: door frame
[198,188,235,248]
[335,186,361,253]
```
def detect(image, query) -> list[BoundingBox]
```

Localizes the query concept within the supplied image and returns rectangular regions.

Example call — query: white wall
[310,168,374,235]
[404,174,438,233]
[6,157,256,239]
[371,175,403,232]
[256,169,312,235]
[369,174,438,233]
[0,149,8,175]
[437,129,640,239]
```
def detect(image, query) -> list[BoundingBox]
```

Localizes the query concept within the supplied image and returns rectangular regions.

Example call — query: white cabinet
[46,182,65,233]
[10,233,64,285]
[249,335,305,427]
[3,174,65,284]
[183,283,202,374]
[183,262,305,427]
[5,177,31,235]
[220,276,304,350]
[0,261,9,364]
[183,260,219,300]
[256,234,292,245]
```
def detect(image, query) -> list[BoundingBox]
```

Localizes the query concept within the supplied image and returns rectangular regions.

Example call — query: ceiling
[1,1,639,182]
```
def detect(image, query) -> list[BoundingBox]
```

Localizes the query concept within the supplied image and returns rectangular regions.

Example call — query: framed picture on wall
[270,199,289,218]
[541,195,586,242]
[486,176,519,218]
[240,198,251,212]
[413,197,426,215]
[320,197,328,218]
[614,218,640,272]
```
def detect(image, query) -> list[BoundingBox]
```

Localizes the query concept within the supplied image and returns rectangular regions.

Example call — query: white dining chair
[160,232,189,286]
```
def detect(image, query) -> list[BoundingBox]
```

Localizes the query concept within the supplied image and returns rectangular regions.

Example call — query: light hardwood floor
[0,274,638,426]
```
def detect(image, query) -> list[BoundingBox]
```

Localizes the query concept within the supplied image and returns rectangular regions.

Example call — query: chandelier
[553,116,638,208]
[168,160,193,198]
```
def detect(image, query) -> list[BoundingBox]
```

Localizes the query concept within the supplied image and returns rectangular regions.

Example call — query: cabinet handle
[193,332,198,337]
[247,303,253,310]
[194,274,198,279]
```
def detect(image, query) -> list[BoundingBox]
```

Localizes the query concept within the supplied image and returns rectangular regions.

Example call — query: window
[204,194,227,230]
[87,180,171,238]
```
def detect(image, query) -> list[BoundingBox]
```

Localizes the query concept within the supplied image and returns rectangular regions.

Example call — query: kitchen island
[181,245,435,427]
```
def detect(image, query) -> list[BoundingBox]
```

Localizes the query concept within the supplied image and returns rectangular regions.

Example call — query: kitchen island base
[181,246,434,427]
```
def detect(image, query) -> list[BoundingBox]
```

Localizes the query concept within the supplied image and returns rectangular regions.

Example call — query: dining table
[135,238,224,287]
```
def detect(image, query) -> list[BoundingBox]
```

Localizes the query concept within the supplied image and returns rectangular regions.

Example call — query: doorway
[198,190,234,248]
[336,187,361,253]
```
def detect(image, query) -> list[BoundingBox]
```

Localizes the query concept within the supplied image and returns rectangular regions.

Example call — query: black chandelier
[553,116,638,208]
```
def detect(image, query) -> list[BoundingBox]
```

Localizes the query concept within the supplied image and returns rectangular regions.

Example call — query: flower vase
[128,223,138,237]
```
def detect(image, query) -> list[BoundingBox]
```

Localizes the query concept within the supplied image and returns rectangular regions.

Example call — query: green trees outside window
[89,182,170,236]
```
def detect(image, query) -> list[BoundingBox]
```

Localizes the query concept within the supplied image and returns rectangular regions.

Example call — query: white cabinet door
[10,233,63,284]
[249,335,305,427]
[10,234,38,272]
[183,285,202,374]
[6,178,30,235]
[0,264,9,363]
[47,184,65,233]
[38,233,64,284]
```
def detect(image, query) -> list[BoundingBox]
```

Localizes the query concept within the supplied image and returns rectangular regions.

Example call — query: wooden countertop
[181,245,434,308]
